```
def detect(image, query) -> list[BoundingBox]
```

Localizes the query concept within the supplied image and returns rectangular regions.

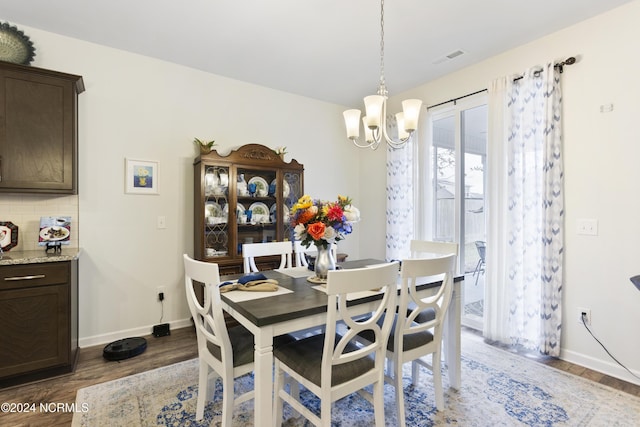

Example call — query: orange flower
[295,208,315,225]
[307,222,326,240]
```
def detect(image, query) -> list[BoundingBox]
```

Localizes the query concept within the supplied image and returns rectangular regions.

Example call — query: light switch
[576,218,598,236]
[599,104,614,113]
[157,216,166,229]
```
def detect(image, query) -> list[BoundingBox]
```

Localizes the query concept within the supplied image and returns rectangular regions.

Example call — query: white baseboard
[560,348,640,387]
[78,318,193,348]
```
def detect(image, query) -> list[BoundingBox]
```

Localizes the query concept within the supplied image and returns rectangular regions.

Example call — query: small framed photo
[38,216,71,246]
[125,158,159,195]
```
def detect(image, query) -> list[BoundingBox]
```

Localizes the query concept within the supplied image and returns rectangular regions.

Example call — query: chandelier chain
[379,0,387,95]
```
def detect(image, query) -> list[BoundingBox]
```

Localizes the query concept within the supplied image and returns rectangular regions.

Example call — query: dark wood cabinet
[0,259,78,387]
[0,61,84,194]
[194,144,304,274]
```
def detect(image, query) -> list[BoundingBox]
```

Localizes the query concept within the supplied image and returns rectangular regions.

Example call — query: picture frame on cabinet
[125,158,159,195]
[38,216,71,246]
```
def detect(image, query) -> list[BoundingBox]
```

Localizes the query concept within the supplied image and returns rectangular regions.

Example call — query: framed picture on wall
[125,158,159,195]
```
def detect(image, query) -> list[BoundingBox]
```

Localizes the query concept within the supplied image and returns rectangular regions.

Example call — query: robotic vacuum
[103,337,147,361]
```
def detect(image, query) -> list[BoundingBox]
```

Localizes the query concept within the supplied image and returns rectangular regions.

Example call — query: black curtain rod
[426,56,577,110]
[426,89,487,110]
[513,56,576,82]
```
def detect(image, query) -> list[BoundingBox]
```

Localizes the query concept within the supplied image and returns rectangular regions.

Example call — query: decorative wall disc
[0,22,36,65]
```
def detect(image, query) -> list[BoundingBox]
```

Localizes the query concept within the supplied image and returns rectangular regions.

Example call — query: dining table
[219,258,463,427]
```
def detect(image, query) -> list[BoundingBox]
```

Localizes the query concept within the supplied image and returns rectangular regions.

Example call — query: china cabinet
[0,61,84,194]
[193,144,304,274]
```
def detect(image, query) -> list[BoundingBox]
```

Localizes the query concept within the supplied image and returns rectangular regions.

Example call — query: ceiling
[0,0,633,107]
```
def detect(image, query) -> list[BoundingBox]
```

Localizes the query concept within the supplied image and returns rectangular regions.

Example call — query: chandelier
[343,0,423,150]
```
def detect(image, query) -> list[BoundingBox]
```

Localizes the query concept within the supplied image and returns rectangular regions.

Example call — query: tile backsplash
[0,194,79,251]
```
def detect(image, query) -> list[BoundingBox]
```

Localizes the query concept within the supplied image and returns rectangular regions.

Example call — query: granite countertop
[0,248,81,266]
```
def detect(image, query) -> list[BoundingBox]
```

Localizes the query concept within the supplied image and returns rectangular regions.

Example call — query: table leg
[253,329,274,427]
[443,279,462,389]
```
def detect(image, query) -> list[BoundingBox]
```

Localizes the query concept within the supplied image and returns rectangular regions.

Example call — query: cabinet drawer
[0,262,69,290]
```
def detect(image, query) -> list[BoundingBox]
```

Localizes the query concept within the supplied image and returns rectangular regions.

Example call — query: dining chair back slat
[410,239,458,259]
[408,239,459,324]
[242,241,292,273]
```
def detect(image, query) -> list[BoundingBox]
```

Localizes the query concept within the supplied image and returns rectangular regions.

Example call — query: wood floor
[0,326,637,427]
[0,326,198,427]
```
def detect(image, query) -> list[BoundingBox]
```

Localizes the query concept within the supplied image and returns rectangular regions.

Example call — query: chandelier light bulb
[363,117,375,142]
[363,95,384,129]
[396,112,409,140]
[402,99,423,132]
[343,109,362,140]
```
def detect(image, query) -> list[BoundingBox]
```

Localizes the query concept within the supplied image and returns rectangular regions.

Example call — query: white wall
[389,1,640,385]
[4,25,364,346]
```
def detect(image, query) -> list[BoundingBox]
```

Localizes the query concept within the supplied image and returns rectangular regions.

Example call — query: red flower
[307,222,326,241]
[326,205,344,222]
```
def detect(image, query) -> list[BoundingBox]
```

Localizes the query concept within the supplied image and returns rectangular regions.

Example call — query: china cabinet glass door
[203,165,230,258]
[235,167,278,255]
[283,170,303,241]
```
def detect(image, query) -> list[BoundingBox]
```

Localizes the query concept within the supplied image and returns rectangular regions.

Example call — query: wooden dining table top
[220,258,461,327]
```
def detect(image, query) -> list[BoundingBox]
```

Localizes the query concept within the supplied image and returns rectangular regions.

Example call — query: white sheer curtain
[485,63,564,356]
[386,122,418,262]
[484,76,511,344]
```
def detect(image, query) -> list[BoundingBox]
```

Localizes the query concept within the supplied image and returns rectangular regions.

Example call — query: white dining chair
[360,254,456,426]
[183,254,294,425]
[273,262,399,427]
[242,241,292,273]
[293,240,337,267]
[183,254,254,425]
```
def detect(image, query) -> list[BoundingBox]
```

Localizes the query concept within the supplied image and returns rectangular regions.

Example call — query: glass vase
[314,244,336,280]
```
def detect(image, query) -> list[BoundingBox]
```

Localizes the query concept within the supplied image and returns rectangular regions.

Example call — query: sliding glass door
[427,96,487,330]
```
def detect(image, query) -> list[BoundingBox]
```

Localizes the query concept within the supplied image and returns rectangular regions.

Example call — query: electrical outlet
[156,286,166,301]
[576,218,598,236]
[578,307,591,326]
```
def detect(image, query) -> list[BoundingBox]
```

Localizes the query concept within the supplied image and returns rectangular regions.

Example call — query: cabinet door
[0,69,76,193]
[202,165,231,259]
[282,169,303,240]
[236,167,278,254]
[0,283,70,378]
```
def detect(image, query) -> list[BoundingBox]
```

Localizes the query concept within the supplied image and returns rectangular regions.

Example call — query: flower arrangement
[291,195,360,249]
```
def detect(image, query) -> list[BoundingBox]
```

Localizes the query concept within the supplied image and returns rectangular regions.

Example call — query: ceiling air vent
[432,49,466,65]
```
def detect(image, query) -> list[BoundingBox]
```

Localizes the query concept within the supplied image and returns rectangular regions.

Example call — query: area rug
[72,336,640,426]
